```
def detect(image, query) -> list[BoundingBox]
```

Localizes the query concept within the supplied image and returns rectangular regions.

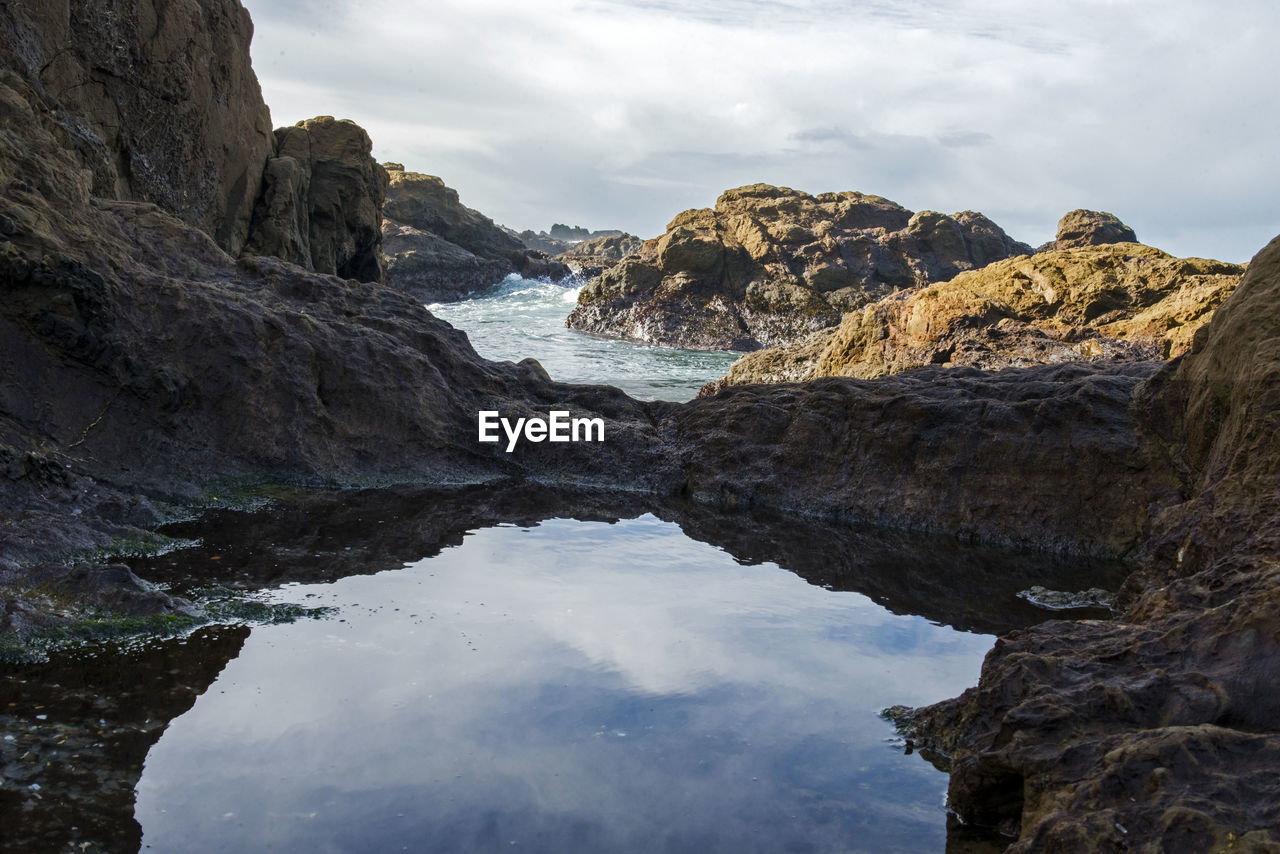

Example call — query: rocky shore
[566,183,1030,351]
[1,1,1278,850]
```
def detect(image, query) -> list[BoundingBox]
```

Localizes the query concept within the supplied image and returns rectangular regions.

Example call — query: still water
[3,487,1126,853]
[428,276,740,401]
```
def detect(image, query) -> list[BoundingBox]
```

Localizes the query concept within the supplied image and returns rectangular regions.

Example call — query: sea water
[428,275,740,401]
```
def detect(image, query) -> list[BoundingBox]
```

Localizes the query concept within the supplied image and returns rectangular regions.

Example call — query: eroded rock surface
[901,236,1280,851]
[1037,208,1139,252]
[244,116,389,282]
[566,183,1031,351]
[381,165,569,301]
[708,243,1241,394]
[559,232,644,279]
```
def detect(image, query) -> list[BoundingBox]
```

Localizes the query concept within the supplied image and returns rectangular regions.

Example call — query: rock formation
[559,232,644,278]
[896,235,1280,850]
[381,165,569,301]
[707,242,1242,393]
[1037,208,1138,252]
[244,116,389,283]
[566,183,1032,351]
[2,2,1280,851]
[0,0,275,255]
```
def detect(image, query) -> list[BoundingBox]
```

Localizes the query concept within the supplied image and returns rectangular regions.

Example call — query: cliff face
[566,183,1031,351]
[709,243,1243,392]
[0,0,274,255]
[381,165,569,301]
[245,116,389,283]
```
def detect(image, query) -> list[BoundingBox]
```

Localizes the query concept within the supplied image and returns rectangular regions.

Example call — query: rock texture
[559,232,644,279]
[567,183,1032,351]
[708,243,1242,394]
[0,0,274,255]
[897,236,1280,850]
[244,116,389,283]
[1038,209,1139,252]
[381,165,569,301]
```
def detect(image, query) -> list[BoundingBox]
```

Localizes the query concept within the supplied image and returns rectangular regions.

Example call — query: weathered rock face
[559,232,644,278]
[380,165,569,301]
[244,116,389,283]
[567,183,1032,351]
[1037,209,1138,252]
[709,243,1242,393]
[899,235,1280,851]
[0,0,274,255]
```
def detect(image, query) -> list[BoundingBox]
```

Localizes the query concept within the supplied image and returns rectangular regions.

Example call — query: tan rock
[567,183,1030,351]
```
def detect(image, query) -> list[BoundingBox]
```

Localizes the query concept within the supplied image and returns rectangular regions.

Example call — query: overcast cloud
[242,0,1278,261]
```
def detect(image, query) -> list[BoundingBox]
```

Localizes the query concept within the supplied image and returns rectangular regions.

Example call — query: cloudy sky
[241,0,1277,262]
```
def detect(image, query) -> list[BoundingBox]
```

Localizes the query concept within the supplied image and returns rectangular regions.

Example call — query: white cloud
[242,0,1280,261]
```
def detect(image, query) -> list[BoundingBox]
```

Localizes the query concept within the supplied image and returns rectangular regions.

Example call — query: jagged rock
[0,0,274,255]
[380,165,569,301]
[901,236,1280,850]
[1037,209,1138,252]
[566,183,1031,351]
[709,243,1242,393]
[559,232,643,278]
[244,116,389,283]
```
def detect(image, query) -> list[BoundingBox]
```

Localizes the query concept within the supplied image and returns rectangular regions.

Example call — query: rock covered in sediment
[707,242,1242,394]
[0,0,275,255]
[901,235,1280,851]
[1037,209,1138,252]
[566,183,1032,351]
[244,116,389,283]
[380,165,569,301]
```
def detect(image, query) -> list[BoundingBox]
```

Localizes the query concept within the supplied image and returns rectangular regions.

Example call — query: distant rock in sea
[565,183,1032,351]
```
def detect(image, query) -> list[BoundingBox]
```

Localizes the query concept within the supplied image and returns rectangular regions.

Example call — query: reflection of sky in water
[136,515,993,852]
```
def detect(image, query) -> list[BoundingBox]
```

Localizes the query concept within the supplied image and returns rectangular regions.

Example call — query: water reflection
[1,484,1127,852]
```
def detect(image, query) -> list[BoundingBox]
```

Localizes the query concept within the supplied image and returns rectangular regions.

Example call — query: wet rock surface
[709,243,1242,393]
[381,165,570,301]
[566,183,1031,351]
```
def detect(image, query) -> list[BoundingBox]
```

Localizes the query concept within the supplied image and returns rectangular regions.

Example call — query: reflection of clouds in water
[136,516,990,852]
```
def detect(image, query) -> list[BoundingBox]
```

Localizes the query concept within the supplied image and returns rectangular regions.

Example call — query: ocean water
[428,275,740,401]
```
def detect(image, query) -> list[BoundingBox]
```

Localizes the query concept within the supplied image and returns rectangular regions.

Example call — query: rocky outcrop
[244,116,389,283]
[566,184,1032,351]
[0,0,274,255]
[513,225,626,256]
[896,235,1280,850]
[559,232,644,278]
[708,243,1242,394]
[381,165,569,301]
[1037,209,1138,252]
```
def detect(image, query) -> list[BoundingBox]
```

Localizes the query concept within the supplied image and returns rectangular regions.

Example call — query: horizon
[242,0,1278,264]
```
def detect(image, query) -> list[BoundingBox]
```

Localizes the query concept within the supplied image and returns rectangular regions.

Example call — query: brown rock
[1038,209,1139,251]
[0,0,274,255]
[567,183,1031,351]
[558,232,643,278]
[245,116,389,283]
[711,243,1242,391]
[381,166,569,300]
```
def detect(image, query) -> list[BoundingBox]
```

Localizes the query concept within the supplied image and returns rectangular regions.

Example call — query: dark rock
[566,183,1032,351]
[380,165,570,300]
[245,116,389,283]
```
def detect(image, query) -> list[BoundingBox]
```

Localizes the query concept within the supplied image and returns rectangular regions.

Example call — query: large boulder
[1038,208,1138,252]
[566,184,1032,351]
[0,0,274,255]
[707,242,1242,393]
[559,232,644,279]
[244,116,389,283]
[380,165,569,301]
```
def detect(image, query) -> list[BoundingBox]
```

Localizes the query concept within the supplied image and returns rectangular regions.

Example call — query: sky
[241,0,1278,263]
